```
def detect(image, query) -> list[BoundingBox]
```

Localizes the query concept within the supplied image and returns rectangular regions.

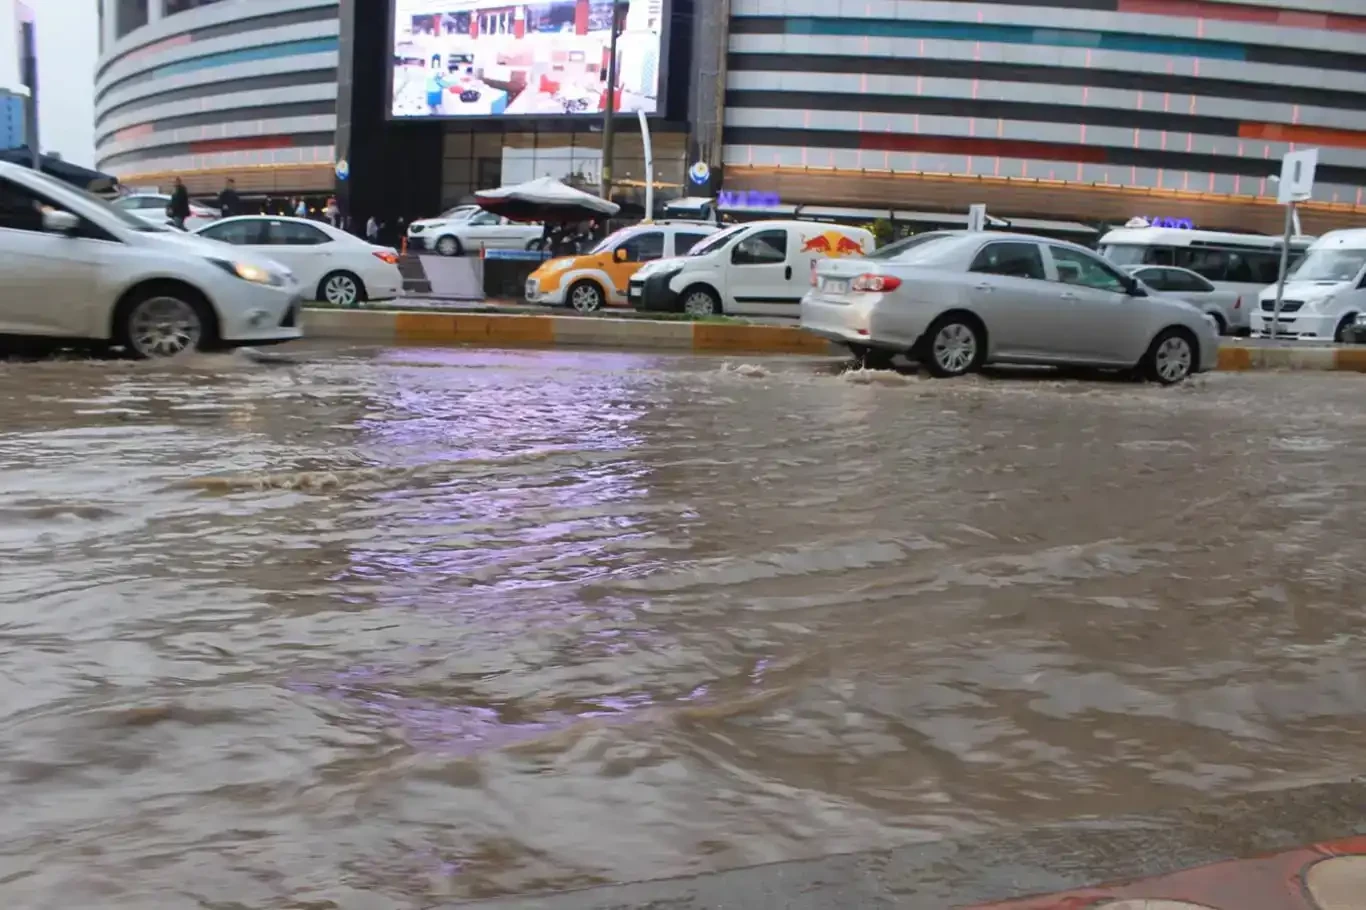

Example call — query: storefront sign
[717,190,781,208]
[688,162,710,185]
[1132,215,1194,229]
[334,159,350,181]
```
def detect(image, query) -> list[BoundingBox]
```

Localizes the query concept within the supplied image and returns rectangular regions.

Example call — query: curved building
[94,0,339,193]
[721,0,1366,232]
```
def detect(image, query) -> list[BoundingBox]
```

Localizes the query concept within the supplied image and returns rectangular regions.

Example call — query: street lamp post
[598,0,621,200]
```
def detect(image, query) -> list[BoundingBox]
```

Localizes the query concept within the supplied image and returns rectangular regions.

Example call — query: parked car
[630,220,876,317]
[194,215,402,306]
[112,192,219,231]
[405,206,542,256]
[525,220,720,311]
[1251,228,1366,342]
[0,160,301,358]
[801,231,1218,384]
[1121,264,1246,335]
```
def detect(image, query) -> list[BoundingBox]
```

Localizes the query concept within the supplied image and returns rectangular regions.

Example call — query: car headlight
[546,258,575,273]
[210,258,286,287]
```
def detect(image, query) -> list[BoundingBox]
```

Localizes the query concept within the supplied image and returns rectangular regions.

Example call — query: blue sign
[1140,215,1193,229]
[334,159,350,181]
[718,190,781,208]
[688,161,710,185]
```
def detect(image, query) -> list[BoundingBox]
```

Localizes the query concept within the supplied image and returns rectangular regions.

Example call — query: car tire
[435,235,462,257]
[567,280,605,313]
[319,271,367,308]
[680,286,723,317]
[1142,327,1197,385]
[116,285,215,359]
[1334,314,1358,343]
[921,314,985,378]
[848,344,896,370]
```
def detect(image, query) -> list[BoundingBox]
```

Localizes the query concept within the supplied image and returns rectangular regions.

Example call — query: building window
[115,0,148,39]
[164,0,227,15]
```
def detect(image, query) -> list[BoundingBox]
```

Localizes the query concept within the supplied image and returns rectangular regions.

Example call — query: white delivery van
[1252,228,1366,341]
[629,219,875,316]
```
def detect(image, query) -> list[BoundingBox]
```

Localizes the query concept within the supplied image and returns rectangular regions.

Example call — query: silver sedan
[1121,264,1247,336]
[801,231,1220,384]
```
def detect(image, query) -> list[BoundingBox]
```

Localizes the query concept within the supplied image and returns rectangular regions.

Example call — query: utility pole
[17,2,39,169]
[598,0,621,200]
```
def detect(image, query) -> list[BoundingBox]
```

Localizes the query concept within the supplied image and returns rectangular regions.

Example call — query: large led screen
[388,0,667,119]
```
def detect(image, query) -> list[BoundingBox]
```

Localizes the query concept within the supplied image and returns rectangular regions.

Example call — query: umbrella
[0,147,119,193]
[474,176,619,223]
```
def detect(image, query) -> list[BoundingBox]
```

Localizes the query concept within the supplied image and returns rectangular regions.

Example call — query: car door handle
[1060,292,1078,299]
[784,265,792,280]
[974,282,993,292]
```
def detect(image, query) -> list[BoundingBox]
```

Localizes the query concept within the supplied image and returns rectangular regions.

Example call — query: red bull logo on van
[801,231,866,257]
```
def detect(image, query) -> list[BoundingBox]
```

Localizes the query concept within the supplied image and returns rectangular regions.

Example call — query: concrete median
[304,307,1366,368]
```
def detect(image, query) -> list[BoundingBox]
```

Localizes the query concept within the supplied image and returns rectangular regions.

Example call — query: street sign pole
[1271,201,1294,340]
[1269,148,1318,341]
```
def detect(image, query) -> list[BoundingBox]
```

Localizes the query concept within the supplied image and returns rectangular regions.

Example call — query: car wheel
[848,344,896,370]
[119,291,207,359]
[435,235,462,257]
[1143,328,1196,385]
[681,286,722,317]
[922,315,985,378]
[568,280,605,313]
[319,271,366,308]
[1334,314,1358,343]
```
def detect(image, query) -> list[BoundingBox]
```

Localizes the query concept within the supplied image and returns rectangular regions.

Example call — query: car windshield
[1099,244,1150,266]
[27,171,168,232]
[1289,248,1366,282]
[863,231,952,261]
[687,223,748,256]
[439,206,476,219]
[590,226,637,254]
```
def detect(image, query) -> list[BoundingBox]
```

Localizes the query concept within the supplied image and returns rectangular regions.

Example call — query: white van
[1099,225,1313,334]
[1252,228,1366,342]
[629,219,876,316]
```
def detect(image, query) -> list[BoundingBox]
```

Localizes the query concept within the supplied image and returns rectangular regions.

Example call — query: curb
[304,308,1366,367]
[303,307,833,355]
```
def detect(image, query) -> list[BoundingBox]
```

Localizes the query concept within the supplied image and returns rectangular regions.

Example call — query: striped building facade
[720,0,1366,231]
[94,0,340,193]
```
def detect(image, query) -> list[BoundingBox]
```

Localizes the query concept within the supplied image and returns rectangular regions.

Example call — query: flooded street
[2,345,1364,908]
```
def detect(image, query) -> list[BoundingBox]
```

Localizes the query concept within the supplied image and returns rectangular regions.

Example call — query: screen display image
[389,0,666,119]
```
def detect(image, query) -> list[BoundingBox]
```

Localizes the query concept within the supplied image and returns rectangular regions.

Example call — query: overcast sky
[34,0,99,166]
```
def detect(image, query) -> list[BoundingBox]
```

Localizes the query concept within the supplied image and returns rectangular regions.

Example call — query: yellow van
[525,221,720,312]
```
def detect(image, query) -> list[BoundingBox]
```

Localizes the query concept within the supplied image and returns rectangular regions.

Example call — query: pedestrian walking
[167,177,190,230]
[216,178,240,218]
[366,215,380,244]
[294,197,308,218]
[324,196,339,226]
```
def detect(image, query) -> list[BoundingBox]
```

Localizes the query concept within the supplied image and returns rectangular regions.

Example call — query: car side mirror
[43,209,80,235]
[1126,277,1147,297]
[613,248,628,263]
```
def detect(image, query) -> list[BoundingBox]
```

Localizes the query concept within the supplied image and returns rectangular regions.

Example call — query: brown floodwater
[1,344,1364,907]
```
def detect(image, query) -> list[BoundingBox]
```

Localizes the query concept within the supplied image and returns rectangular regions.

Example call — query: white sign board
[1277,148,1318,204]
[967,203,987,232]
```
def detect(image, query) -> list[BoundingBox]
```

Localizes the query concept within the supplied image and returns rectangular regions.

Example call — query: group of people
[163,177,343,230]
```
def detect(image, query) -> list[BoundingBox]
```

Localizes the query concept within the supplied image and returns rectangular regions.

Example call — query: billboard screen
[388,0,667,120]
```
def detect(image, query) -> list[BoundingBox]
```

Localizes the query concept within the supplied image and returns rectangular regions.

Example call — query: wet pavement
[1,344,1364,908]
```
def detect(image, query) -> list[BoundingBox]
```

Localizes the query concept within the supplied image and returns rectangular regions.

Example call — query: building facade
[719,0,1366,233]
[94,0,340,193]
[0,89,24,150]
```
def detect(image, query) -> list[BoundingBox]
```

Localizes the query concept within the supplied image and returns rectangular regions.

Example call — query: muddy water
[1,346,1364,907]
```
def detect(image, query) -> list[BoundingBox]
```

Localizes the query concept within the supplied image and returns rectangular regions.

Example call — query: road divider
[304,307,1366,367]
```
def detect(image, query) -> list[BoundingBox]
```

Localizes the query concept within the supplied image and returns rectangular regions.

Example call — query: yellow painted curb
[692,322,831,353]
[1333,347,1366,372]
[394,312,556,345]
[1217,346,1252,371]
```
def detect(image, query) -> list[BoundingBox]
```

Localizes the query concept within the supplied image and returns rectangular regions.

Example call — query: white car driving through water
[0,160,302,358]
[801,231,1219,384]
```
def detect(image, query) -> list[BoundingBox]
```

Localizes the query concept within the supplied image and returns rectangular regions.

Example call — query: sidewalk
[464,779,1366,909]
[308,304,1366,368]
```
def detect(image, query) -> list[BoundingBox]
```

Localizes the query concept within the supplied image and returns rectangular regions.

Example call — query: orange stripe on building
[1238,122,1366,150]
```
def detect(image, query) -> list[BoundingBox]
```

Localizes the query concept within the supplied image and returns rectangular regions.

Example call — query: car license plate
[629,285,642,298]
[822,278,849,294]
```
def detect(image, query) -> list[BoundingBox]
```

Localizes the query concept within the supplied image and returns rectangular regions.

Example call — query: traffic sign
[967,203,987,232]
[1277,148,1317,204]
